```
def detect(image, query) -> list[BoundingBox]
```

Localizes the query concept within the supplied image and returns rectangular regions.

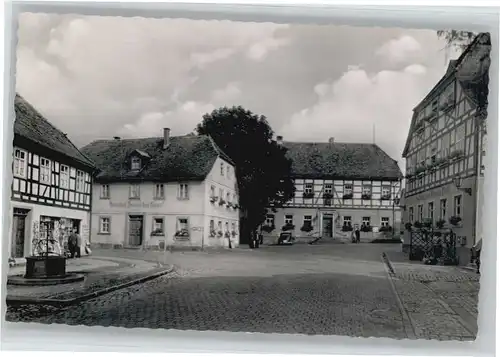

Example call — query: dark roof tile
[81,135,230,182]
[14,93,95,168]
[284,141,402,180]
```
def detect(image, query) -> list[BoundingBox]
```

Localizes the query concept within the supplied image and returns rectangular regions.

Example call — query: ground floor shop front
[260,206,402,244]
[8,200,91,264]
[401,179,479,266]
[91,212,239,250]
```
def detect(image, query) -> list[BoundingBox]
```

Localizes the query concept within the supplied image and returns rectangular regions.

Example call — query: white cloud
[280,64,443,167]
[247,37,291,61]
[211,82,241,102]
[119,82,242,138]
[119,101,214,138]
[375,35,423,65]
[15,14,289,143]
[404,64,427,75]
[190,48,236,69]
[313,82,330,97]
[15,14,452,155]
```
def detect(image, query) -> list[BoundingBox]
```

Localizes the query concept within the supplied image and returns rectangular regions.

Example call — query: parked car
[277,232,294,245]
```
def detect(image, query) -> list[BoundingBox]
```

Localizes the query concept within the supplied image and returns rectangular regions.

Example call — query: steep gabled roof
[14,93,96,169]
[283,141,402,180]
[401,32,490,158]
[80,134,234,182]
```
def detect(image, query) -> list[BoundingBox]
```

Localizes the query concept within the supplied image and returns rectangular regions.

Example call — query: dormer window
[131,157,141,170]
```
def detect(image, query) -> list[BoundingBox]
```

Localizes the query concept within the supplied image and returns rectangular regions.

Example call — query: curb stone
[6,265,175,307]
[381,254,416,339]
[382,252,395,276]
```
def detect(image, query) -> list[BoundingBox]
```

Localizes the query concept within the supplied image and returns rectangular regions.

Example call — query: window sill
[151,234,165,237]
[100,197,110,200]
[97,232,111,235]
[177,197,190,201]
[129,197,141,200]
[153,197,165,201]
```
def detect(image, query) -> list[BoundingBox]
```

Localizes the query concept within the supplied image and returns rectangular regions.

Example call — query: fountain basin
[25,255,67,279]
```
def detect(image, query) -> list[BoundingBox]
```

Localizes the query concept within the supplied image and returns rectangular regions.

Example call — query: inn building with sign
[262,136,403,242]
[81,129,240,250]
[9,94,96,263]
[400,33,490,264]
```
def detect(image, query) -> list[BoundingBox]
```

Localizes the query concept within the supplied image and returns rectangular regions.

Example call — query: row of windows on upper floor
[219,161,233,179]
[263,214,393,229]
[413,82,455,128]
[407,123,468,172]
[405,156,472,192]
[407,195,463,225]
[407,111,484,172]
[406,133,486,186]
[100,182,239,206]
[13,148,88,193]
[295,183,397,199]
[209,185,239,208]
[100,183,190,200]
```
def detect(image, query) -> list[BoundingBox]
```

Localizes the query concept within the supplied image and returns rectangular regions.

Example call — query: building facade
[262,137,403,243]
[81,129,240,250]
[9,94,96,263]
[401,33,490,264]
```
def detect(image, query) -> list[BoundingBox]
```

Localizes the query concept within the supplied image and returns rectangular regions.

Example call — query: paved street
[6,243,479,340]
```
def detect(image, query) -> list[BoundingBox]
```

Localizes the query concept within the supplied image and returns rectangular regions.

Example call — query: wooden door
[128,216,143,246]
[322,215,333,238]
[11,211,27,258]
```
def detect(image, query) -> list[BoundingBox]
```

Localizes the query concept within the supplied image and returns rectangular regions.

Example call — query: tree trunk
[239,213,251,246]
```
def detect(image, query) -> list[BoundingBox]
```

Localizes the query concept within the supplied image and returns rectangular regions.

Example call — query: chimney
[328,137,335,144]
[276,135,283,146]
[163,128,171,149]
[113,136,121,140]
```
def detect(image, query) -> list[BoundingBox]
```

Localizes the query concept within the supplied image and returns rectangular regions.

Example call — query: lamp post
[392,196,400,238]
[453,174,472,195]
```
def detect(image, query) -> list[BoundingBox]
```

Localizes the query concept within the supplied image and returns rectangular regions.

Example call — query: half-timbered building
[80,128,240,250]
[401,33,490,264]
[9,94,96,263]
[262,137,403,242]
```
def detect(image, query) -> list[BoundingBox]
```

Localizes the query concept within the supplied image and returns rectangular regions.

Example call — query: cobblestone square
[6,244,480,341]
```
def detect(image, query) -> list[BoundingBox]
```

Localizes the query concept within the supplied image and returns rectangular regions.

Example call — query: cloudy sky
[16,13,462,168]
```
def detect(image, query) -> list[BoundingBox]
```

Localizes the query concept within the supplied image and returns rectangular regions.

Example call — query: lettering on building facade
[109,201,164,209]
